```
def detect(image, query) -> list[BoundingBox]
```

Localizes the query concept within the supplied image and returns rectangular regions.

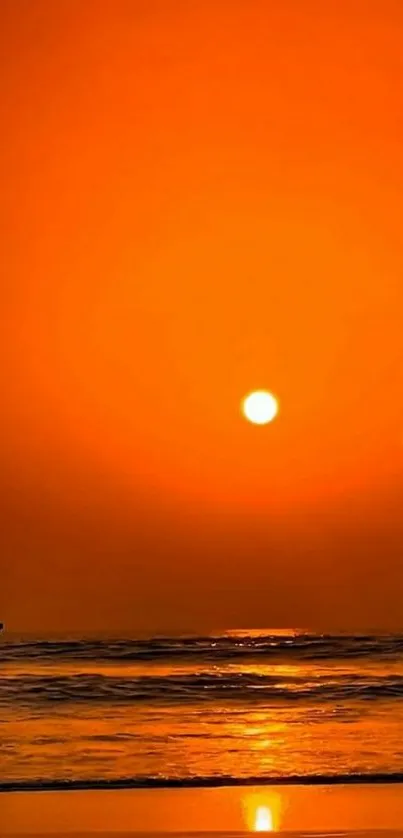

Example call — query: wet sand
[2,784,403,834]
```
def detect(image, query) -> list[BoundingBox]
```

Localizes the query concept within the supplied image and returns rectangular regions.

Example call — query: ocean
[2,631,403,790]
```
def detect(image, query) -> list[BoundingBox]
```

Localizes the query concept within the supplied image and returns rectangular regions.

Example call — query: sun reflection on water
[254,805,274,831]
[243,793,281,832]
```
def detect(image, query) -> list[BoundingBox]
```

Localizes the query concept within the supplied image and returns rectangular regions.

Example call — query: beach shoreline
[2,783,403,835]
[3,773,403,793]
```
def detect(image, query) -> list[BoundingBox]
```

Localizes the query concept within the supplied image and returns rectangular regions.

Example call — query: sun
[242,390,279,425]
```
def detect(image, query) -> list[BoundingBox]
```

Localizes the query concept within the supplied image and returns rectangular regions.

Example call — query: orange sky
[1,0,403,632]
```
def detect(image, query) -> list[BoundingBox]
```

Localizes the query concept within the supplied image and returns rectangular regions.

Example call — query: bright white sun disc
[242,390,279,425]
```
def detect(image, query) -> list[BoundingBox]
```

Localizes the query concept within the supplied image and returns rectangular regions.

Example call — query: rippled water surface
[2,631,403,787]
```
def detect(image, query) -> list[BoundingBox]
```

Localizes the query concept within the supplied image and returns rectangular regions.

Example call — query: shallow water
[2,631,403,787]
